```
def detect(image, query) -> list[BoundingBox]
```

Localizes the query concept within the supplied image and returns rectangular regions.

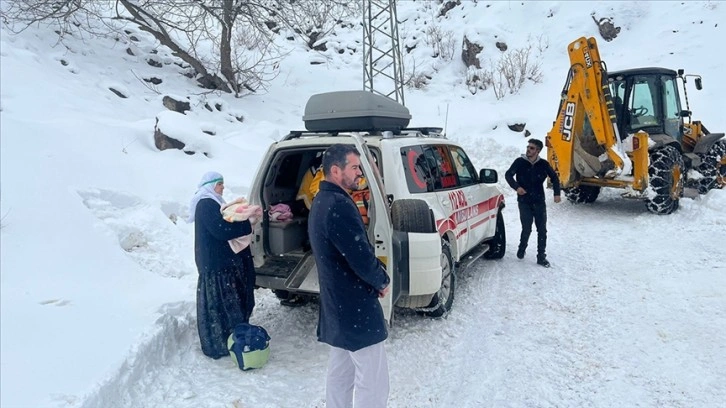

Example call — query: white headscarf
[187,171,226,223]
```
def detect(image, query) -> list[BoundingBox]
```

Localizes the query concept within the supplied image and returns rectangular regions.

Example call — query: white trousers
[326,341,389,408]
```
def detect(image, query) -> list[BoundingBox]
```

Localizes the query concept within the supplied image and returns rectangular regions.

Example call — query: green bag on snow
[227,323,271,371]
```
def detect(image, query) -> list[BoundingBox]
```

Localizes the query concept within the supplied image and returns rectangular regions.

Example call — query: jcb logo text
[562,102,576,142]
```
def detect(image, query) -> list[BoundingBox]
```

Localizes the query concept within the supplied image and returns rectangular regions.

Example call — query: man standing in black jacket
[505,138,562,267]
[308,144,390,408]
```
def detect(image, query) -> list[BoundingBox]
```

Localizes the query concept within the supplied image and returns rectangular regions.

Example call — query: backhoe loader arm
[546,37,631,187]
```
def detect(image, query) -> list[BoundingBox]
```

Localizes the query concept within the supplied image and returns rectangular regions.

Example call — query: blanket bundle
[221,199,263,253]
[269,203,293,222]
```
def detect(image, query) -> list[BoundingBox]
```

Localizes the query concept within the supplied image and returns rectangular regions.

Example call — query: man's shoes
[516,248,526,259]
[280,295,309,307]
[537,257,551,268]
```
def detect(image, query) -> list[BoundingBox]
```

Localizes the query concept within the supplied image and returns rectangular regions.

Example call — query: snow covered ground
[1,1,725,407]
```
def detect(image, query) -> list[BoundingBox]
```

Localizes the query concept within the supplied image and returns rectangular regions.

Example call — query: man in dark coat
[505,138,562,267]
[189,172,256,359]
[308,144,390,408]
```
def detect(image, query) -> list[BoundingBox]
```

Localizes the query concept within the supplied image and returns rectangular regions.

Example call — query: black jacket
[194,198,255,359]
[505,156,561,204]
[308,181,389,351]
[194,198,252,273]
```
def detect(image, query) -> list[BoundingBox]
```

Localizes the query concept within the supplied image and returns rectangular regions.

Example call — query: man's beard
[345,176,361,191]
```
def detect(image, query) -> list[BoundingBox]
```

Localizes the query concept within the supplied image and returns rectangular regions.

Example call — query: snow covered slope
[1,1,724,407]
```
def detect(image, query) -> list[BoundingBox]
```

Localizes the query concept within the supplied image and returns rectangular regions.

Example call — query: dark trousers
[518,201,548,258]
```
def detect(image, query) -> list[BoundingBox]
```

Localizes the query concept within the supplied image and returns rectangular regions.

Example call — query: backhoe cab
[546,37,725,214]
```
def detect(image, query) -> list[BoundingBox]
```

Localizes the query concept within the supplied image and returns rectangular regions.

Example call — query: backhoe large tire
[695,139,726,194]
[483,209,506,259]
[423,240,455,318]
[391,199,435,233]
[564,185,601,204]
[645,146,684,215]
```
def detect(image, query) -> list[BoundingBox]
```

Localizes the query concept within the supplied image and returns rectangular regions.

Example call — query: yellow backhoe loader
[546,37,725,214]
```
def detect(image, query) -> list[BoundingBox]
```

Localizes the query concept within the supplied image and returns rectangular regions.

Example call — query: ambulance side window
[400,145,432,194]
[449,146,477,186]
[424,145,457,190]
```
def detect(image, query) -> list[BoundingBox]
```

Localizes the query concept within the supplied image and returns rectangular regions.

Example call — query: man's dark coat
[308,181,390,352]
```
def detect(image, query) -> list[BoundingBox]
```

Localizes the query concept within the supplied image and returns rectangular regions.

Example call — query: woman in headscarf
[188,171,257,359]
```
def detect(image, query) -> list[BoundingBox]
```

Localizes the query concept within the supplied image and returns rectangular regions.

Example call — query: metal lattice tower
[363,0,405,105]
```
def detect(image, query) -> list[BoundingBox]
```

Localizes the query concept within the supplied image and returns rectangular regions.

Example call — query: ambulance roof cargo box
[303,90,411,132]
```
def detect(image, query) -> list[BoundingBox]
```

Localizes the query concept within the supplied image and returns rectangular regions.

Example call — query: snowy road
[82,189,726,408]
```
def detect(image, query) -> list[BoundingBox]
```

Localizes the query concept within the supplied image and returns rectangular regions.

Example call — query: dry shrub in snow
[424,24,456,61]
[405,58,431,90]
[467,36,547,99]
[492,45,543,99]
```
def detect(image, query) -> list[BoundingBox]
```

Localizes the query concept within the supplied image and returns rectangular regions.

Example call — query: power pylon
[362,0,405,105]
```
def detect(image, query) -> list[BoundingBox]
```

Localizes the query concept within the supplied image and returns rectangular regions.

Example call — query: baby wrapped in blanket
[221,198,263,253]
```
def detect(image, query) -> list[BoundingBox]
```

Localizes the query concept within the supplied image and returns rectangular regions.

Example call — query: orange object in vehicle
[350,189,371,225]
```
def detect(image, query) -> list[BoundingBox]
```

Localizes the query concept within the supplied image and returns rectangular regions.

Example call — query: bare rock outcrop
[508,123,526,133]
[592,15,621,42]
[162,96,190,113]
[461,36,483,69]
[439,0,461,17]
[153,117,188,153]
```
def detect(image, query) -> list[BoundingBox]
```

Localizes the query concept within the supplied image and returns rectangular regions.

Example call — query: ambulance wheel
[483,209,506,259]
[424,240,455,318]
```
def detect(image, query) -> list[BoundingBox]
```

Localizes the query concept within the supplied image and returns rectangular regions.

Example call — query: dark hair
[528,138,543,150]
[322,144,359,176]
